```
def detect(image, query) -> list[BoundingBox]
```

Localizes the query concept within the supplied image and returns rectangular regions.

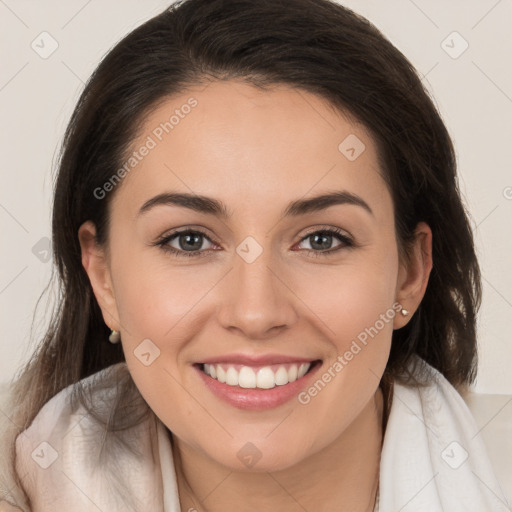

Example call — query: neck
[173,387,384,512]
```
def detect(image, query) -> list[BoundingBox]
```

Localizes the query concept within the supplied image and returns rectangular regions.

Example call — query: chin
[205,439,310,473]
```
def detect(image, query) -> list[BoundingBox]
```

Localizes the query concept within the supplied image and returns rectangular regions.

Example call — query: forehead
[111,80,392,221]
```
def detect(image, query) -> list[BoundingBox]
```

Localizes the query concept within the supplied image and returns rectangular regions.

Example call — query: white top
[5,356,510,511]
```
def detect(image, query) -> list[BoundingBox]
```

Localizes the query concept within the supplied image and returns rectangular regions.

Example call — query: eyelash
[154,227,354,259]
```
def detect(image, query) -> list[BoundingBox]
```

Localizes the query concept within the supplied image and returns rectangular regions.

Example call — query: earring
[400,307,409,316]
[109,329,121,344]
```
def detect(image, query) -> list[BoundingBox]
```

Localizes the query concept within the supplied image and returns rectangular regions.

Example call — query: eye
[154,226,354,259]
[295,227,354,256]
[155,229,217,258]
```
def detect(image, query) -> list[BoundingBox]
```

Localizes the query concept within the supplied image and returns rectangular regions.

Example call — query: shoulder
[15,362,132,455]
[1,363,132,511]
[383,355,510,510]
[390,355,496,448]
[13,362,160,511]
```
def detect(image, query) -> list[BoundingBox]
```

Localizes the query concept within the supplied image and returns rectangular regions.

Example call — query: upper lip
[199,354,319,366]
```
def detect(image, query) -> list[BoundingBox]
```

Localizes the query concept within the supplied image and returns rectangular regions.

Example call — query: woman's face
[81,80,428,472]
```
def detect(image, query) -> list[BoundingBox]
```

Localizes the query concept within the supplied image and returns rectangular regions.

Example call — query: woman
[0,0,508,510]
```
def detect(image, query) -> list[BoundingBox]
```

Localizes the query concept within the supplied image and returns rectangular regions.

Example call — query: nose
[216,246,298,340]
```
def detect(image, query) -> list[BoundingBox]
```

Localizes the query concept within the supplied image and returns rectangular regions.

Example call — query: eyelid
[154,224,355,258]
[294,225,354,252]
[154,227,218,250]
[299,224,351,238]
[155,225,216,242]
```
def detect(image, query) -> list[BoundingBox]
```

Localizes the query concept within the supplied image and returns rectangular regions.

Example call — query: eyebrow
[138,190,373,219]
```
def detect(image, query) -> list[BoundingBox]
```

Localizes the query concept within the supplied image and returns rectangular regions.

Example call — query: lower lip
[194,362,322,410]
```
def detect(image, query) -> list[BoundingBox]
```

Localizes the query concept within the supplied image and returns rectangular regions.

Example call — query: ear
[78,220,121,332]
[394,221,433,329]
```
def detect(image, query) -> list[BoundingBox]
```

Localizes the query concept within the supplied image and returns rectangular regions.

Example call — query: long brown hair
[3,0,481,502]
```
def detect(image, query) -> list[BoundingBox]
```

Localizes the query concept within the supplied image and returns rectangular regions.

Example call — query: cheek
[110,243,216,339]
[292,245,399,345]
[287,262,397,453]
[289,244,398,410]
[108,252,206,430]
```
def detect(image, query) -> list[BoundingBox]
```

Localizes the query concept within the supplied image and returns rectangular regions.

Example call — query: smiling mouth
[197,361,321,389]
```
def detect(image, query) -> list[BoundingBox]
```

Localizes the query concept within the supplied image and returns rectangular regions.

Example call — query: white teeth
[202,362,312,389]
[238,367,256,388]
[226,367,239,386]
[288,365,298,383]
[216,365,226,383]
[256,367,276,389]
[298,363,309,378]
[275,366,288,385]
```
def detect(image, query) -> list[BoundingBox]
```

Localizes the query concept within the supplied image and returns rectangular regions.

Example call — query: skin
[79,80,432,512]
[0,502,23,512]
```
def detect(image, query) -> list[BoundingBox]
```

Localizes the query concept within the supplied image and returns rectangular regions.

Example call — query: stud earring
[109,329,121,344]
[400,307,409,316]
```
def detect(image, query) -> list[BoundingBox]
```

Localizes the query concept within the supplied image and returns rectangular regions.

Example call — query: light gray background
[1,0,511,393]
